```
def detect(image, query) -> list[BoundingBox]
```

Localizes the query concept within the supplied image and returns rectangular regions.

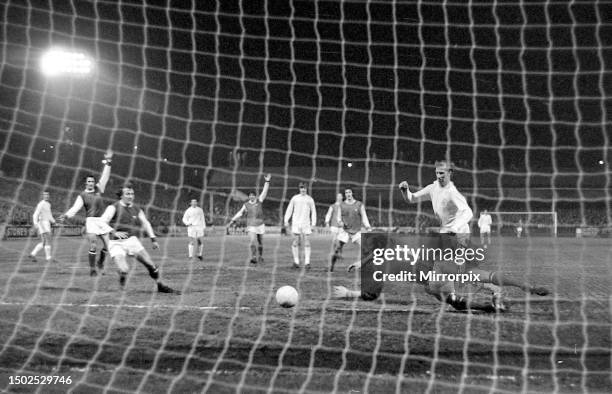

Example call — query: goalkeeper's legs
[475,269,549,296]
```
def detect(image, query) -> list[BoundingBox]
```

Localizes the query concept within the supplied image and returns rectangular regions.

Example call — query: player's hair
[84,174,97,182]
[116,181,134,198]
[434,160,455,172]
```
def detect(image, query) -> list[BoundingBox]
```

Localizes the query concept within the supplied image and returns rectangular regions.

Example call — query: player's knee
[304,240,311,248]
[292,238,300,248]
[89,244,97,253]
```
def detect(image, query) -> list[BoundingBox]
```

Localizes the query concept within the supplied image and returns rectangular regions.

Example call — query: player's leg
[197,235,204,261]
[291,233,301,268]
[86,233,99,276]
[256,234,264,263]
[473,269,549,296]
[330,230,348,272]
[42,232,52,261]
[303,233,311,269]
[135,248,180,294]
[188,235,196,260]
[107,241,129,288]
[29,231,44,261]
[96,233,110,274]
[248,232,258,264]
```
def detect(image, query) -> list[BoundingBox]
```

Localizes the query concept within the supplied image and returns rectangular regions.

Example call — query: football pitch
[0,235,610,393]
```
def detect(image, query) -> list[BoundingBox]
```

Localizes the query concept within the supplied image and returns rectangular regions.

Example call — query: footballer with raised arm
[228,174,271,265]
[60,150,114,276]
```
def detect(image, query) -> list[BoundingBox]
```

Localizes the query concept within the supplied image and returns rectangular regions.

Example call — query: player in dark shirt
[100,182,180,294]
[60,150,113,276]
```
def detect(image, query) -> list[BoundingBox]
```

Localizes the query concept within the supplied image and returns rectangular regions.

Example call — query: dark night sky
[0,0,611,188]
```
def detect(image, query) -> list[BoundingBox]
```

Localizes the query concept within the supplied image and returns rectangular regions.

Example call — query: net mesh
[0,0,611,393]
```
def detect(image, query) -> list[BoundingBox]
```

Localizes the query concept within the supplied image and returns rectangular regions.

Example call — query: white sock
[44,245,51,260]
[31,243,43,257]
[305,246,311,265]
[198,244,204,256]
[188,244,194,258]
[291,245,300,265]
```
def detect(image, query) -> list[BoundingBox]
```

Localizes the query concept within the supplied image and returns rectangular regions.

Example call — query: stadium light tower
[40,48,94,77]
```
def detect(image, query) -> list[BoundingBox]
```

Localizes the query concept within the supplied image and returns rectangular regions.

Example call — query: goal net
[1,1,610,393]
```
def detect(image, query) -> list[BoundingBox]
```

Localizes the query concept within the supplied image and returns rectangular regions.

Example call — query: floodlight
[40,48,93,76]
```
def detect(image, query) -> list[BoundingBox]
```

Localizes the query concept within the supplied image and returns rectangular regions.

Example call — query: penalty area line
[0,301,252,311]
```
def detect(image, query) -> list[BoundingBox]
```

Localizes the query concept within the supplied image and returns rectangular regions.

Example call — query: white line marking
[0,301,251,311]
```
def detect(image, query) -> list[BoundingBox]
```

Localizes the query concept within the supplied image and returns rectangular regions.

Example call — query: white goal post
[489,211,558,237]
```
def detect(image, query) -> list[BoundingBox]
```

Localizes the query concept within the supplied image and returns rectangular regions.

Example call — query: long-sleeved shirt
[404,180,473,233]
[182,206,206,229]
[64,163,111,218]
[33,200,55,225]
[284,194,317,226]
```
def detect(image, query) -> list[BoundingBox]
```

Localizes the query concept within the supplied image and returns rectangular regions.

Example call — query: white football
[275,285,298,308]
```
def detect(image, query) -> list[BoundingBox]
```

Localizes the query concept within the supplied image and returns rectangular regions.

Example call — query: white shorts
[187,226,205,238]
[86,217,113,235]
[37,221,51,235]
[479,227,491,234]
[247,224,266,235]
[292,223,312,235]
[337,229,361,244]
[329,226,341,234]
[109,236,144,258]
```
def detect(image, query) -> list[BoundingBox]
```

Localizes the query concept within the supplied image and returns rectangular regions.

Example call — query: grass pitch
[0,234,610,393]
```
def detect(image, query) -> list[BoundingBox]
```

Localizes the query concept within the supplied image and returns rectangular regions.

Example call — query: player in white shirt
[516,219,524,238]
[182,199,206,262]
[324,193,343,254]
[29,191,56,262]
[229,174,271,264]
[284,182,317,269]
[398,160,506,310]
[478,209,492,248]
[334,161,549,312]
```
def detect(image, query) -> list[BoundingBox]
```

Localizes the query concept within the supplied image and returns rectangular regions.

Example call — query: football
[275,285,298,308]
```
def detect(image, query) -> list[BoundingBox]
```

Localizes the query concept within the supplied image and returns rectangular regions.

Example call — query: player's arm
[448,191,473,233]
[62,195,84,220]
[398,182,431,203]
[324,205,333,226]
[310,198,317,227]
[478,216,484,228]
[283,197,295,226]
[138,210,159,249]
[32,202,42,226]
[182,208,191,226]
[258,174,271,202]
[96,150,113,193]
[360,204,372,231]
[229,205,246,225]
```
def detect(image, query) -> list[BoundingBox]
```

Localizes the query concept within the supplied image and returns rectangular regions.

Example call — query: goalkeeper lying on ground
[333,232,550,312]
